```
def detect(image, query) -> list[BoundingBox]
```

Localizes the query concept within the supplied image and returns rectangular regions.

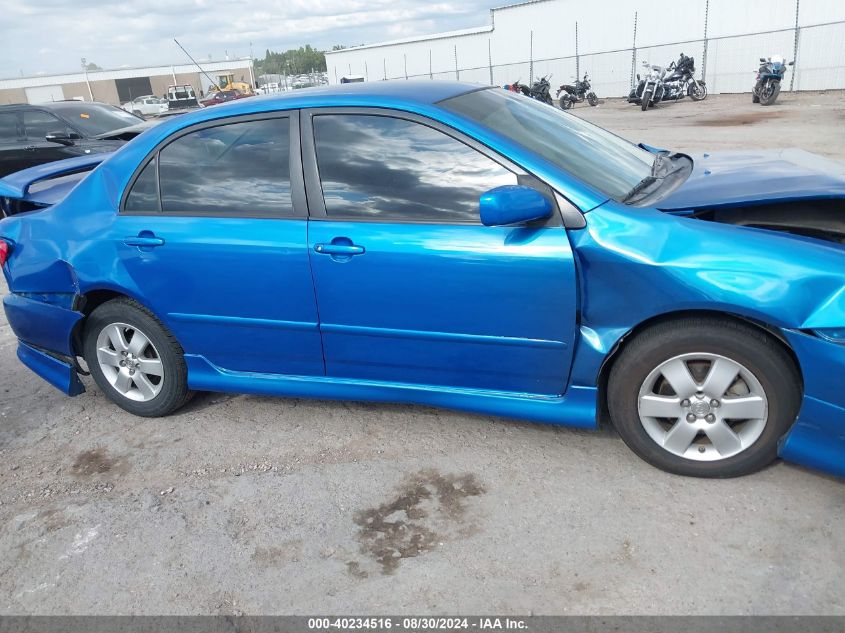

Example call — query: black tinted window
[23,111,65,139]
[313,115,517,222]
[0,113,19,142]
[125,158,159,212]
[159,118,292,215]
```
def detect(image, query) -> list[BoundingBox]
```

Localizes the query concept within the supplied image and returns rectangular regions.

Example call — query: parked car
[122,95,168,117]
[1,82,843,479]
[0,101,151,179]
[165,84,200,111]
[199,89,248,107]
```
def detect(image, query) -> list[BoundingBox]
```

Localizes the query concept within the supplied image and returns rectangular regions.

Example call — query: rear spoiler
[0,153,112,216]
[0,153,110,202]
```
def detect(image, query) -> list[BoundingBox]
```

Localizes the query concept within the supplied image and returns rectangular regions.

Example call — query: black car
[0,101,153,178]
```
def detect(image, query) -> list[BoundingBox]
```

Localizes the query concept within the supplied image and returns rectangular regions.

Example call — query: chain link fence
[348,19,845,97]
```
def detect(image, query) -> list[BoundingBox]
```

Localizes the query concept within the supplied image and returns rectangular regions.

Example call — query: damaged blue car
[1,82,843,479]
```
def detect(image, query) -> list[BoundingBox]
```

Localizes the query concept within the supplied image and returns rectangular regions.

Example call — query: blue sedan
[1,82,843,479]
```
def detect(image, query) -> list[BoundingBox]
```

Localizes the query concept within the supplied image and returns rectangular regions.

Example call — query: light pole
[81,57,93,101]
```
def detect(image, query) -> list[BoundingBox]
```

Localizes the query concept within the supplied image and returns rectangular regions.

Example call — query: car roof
[0,100,119,112]
[152,81,482,130]
[235,80,475,108]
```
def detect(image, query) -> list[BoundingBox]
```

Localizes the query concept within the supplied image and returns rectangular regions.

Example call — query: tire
[641,89,652,111]
[752,93,760,103]
[760,81,780,105]
[83,298,194,417]
[587,92,598,106]
[132,110,143,117]
[688,81,707,101]
[607,317,802,478]
[559,96,573,110]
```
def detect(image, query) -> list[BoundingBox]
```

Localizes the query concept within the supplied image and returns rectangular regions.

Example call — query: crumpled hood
[656,149,845,211]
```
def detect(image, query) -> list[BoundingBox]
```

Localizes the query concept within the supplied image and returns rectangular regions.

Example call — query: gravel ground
[1,92,844,616]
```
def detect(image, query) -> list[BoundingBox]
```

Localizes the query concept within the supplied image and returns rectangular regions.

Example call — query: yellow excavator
[210,72,254,96]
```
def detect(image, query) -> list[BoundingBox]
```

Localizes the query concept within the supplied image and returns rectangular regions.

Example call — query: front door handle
[314,243,365,256]
[124,234,165,248]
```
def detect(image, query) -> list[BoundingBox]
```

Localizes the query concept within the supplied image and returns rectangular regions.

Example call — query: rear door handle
[124,234,165,248]
[314,243,364,256]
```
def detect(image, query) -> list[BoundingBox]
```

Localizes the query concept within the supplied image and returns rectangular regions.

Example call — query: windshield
[48,102,141,135]
[440,87,654,200]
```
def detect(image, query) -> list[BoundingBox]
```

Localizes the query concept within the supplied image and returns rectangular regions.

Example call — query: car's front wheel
[607,317,801,477]
[83,298,193,417]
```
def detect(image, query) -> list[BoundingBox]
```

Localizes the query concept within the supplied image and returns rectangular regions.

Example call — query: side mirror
[45,131,79,146]
[479,185,553,227]
[788,61,795,66]
[760,58,767,62]
[636,74,641,81]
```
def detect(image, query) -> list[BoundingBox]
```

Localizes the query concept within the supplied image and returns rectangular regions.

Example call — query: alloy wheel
[637,353,768,462]
[95,322,164,402]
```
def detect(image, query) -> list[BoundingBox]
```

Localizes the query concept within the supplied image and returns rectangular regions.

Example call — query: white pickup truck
[121,95,168,117]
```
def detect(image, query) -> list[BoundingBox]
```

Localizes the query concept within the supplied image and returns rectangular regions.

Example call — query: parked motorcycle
[752,55,793,105]
[662,53,707,101]
[504,80,525,93]
[629,61,667,111]
[628,53,706,110]
[557,73,598,109]
[523,75,554,105]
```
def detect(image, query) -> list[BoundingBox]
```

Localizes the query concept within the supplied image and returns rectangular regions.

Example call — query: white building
[325,0,845,95]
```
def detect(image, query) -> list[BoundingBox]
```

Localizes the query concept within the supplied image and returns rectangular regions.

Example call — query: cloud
[0,0,493,77]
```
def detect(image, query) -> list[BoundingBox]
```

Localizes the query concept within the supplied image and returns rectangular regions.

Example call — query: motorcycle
[629,61,667,111]
[523,75,554,105]
[557,73,598,109]
[662,53,707,101]
[628,53,707,110]
[752,55,793,105]
[505,76,553,105]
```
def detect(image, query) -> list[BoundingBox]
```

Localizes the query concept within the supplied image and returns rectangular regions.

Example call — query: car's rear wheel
[607,317,801,477]
[83,298,193,417]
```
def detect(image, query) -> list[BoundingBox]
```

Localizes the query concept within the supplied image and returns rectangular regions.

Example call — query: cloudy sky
[0,0,493,78]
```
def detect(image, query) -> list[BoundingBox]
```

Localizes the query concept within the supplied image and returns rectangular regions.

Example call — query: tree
[254,45,327,76]
[85,62,102,71]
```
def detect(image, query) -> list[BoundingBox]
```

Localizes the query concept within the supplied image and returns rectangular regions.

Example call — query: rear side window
[23,110,66,139]
[312,114,517,223]
[125,158,160,212]
[158,117,291,215]
[0,113,19,142]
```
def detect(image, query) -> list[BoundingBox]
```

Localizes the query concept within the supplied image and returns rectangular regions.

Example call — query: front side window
[440,87,654,201]
[23,111,65,139]
[313,114,517,223]
[157,117,292,215]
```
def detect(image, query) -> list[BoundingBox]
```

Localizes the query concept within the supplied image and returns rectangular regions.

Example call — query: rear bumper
[17,342,85,396]
[3,292,82,357]
[3,292,85,396]
[779,330,845,478]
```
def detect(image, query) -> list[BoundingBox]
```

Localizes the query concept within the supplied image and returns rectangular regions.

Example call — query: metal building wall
[325,0,845,94]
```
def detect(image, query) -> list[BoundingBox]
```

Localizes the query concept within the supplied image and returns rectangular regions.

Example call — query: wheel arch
[70,287,176,357]
[593,309,804,427]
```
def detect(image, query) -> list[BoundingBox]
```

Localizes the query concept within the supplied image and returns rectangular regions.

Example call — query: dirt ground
[1,92,844,616]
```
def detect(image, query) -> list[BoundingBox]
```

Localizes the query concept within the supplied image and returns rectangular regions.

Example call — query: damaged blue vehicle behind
[1,82,843,479]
